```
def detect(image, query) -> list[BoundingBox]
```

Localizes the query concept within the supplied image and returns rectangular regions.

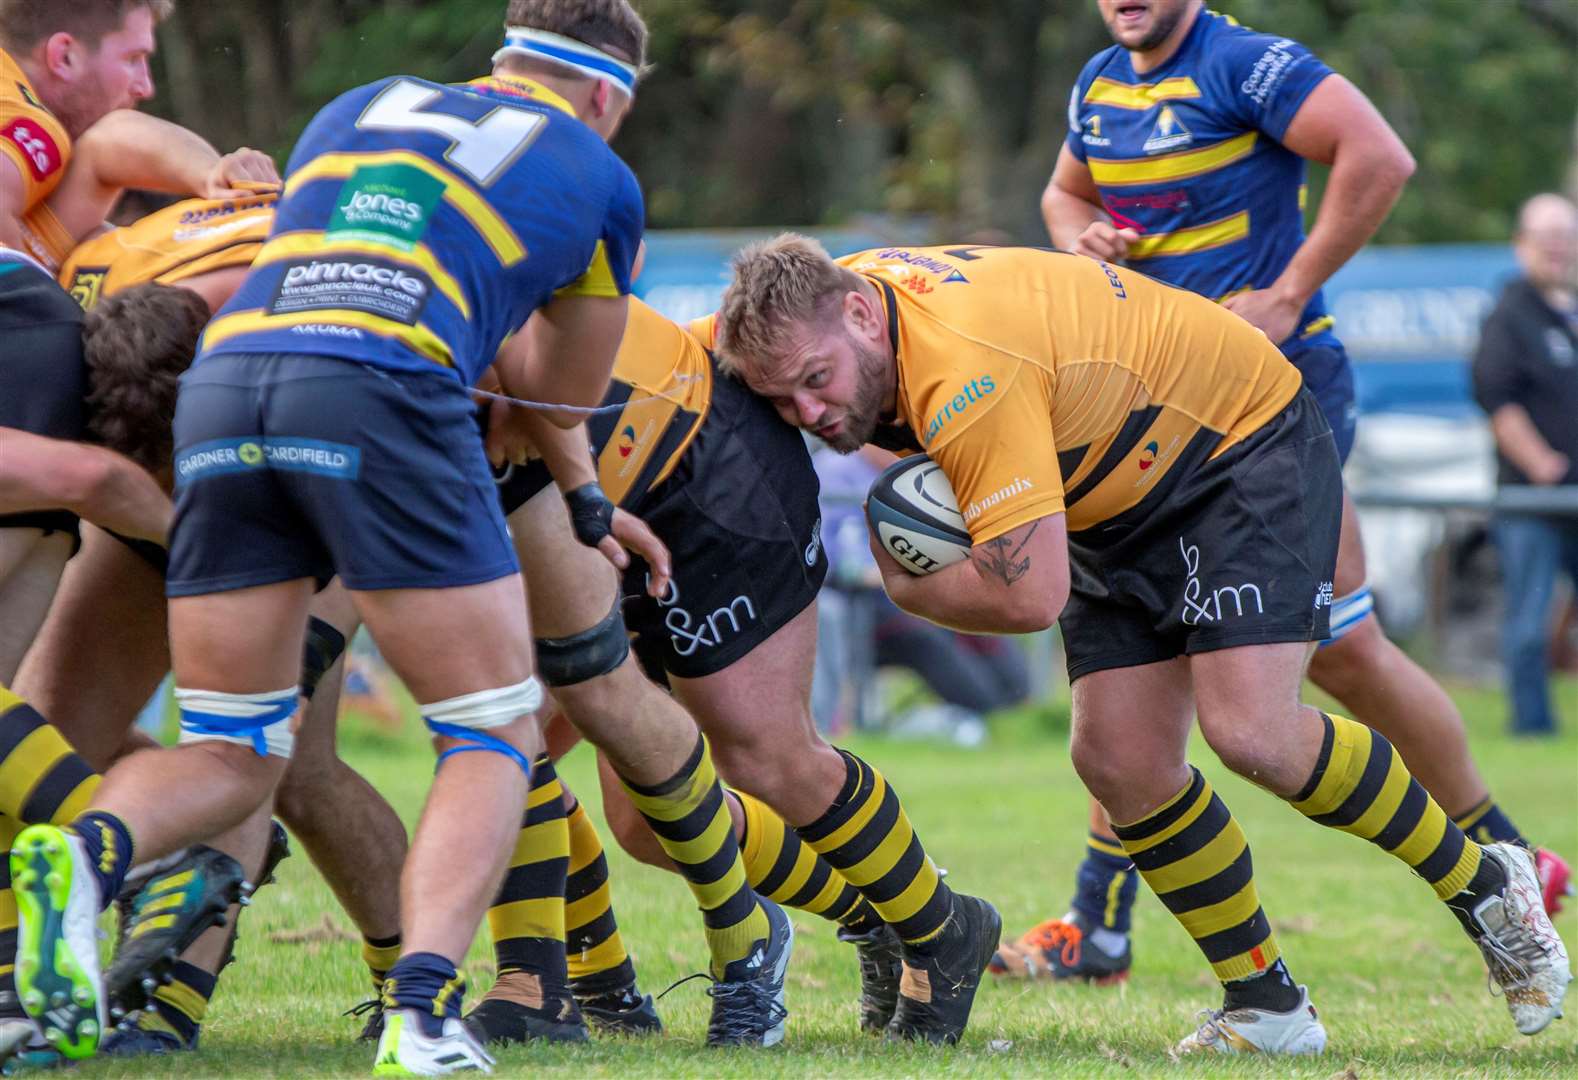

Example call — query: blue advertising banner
[640,232,1515,418]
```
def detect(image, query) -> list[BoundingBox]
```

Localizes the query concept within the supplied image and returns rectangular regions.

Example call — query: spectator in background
[811,446,1031,744]
[1472,192,1578,736]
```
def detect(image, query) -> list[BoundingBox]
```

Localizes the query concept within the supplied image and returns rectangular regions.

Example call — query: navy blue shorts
[1288,343,1357,465]
[166,353,518,597]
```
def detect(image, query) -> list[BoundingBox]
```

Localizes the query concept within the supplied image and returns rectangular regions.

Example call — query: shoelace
[657,972,788,1042]
[344,999,381,1020]
[1189,1007,1233,1048]
[1023,919,1083,966]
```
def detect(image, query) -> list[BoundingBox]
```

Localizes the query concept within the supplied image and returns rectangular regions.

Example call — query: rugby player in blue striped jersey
[998,0,1572,1035]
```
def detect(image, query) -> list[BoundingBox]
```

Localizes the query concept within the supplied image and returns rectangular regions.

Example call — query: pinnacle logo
[1143,105,1192,154]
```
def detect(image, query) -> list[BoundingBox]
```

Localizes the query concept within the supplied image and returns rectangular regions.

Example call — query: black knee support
[299,616,348,700]
[535,598,630,687]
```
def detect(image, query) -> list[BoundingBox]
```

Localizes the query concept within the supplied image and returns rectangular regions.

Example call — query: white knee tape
[176,686,299,758]
[420,676,544,731]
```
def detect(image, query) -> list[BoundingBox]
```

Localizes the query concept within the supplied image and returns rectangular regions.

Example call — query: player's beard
[1132,2,1190,52]
[50,69,117,139]
[824,340,890,454]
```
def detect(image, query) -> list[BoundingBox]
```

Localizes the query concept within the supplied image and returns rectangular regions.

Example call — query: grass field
[70,676,1578,1077]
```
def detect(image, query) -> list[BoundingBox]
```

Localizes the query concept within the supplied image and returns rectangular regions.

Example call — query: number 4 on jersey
[357,79,546,187]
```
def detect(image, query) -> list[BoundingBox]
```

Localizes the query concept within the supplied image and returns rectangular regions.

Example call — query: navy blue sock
[1223,956,1300,1013]
[69,810,134,908]
[1452,797,1528,848]
[145,959,216,1046]
[1069,831,1139,934]
[383,953,465,1038]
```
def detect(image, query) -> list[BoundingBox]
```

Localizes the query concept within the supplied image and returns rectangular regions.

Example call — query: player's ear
[843,287,883,344]
[43,32,80,79]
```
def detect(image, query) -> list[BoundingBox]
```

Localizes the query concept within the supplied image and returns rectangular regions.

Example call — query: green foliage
[146,1,1576,239]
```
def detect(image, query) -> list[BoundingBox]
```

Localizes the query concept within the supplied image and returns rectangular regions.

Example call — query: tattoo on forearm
[973,521,1038,586]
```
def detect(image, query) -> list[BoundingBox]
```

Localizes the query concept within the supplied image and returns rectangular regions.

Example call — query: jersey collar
[863,274,923,452]
[465,74,577,118]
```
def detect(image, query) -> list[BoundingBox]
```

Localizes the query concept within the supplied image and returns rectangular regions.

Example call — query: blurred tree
[144,0,1576,241]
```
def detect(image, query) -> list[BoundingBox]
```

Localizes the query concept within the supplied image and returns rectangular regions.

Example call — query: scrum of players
[0,0,1569,1074]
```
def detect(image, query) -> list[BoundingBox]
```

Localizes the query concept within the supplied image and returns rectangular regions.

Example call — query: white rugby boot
[373,1009,496,1076]
[1174,985,1326,1056]
[1465,842,1572,1035]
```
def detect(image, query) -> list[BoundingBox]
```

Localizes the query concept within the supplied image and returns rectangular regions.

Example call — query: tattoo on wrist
[973,521,1038,586]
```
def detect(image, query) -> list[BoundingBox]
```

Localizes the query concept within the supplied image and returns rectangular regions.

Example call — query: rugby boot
[1455,842,1572,1035]
[704,897,793,1047]
[0,993,35,1062]
[100,1009,193,1056]
[104,846,246,1020]
[463,971,588,1045]
[374,1009,495,1076]
[10,825,105,1060]
[988,912,1130,983]
[836,922,902,1033]
[212,820,293,975]
[1174,985,1326,1056]
[570,976,662,1036]
[1536,848,1574,917]
[887,892,1000,1045]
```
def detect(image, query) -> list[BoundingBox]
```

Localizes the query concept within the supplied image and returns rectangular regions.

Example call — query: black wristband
[299,616,348,700]
[564,483,616,548]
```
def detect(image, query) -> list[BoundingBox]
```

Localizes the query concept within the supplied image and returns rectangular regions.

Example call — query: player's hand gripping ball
[865,454,971,575]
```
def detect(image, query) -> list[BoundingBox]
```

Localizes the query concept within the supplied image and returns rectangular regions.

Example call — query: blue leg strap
[180,698,297,757]
[424,719,533,777]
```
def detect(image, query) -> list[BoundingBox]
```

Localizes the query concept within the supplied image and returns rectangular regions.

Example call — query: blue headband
[493,26,638,97]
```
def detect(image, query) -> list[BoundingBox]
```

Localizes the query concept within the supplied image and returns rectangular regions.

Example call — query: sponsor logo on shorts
[2,118,62,182]
[925,375,997,444]
[804,518,822,566]
[270,257,431,326]
[174,437,362,485]
[655,580,758,657]
[961,476,1032,524]
[1179,536,1264,625]
[327,163,444,251]
[1314,581,1334,609]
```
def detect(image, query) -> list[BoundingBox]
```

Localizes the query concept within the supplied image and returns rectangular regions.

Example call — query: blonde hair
[503,0,649,72]
[715,232,863,377]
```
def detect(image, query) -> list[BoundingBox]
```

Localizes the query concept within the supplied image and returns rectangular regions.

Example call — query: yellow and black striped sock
[0,818,17,1002]
[1112,767,1280,983]
[797,750,951,945]
[1291,713,1481,900]
[564,797,637,994]
[143,959,216,1047]
[734,789,880,933]
[620,736,768,978]
[362,934,402,997]
[0,685,100,823]
[486,754,569,984]
[1452,796,1529,848]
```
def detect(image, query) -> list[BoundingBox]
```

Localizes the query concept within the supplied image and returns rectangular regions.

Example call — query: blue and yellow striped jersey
[1066,10,1336,353]
[198,74,643,386]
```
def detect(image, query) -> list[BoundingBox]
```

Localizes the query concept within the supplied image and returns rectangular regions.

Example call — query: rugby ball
[866,455,972,575]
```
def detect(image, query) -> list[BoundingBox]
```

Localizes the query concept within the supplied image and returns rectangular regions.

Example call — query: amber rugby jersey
[59,190,276,309]
[841,245,1299,543]
[2,47,71,267]
[583,298,713,504]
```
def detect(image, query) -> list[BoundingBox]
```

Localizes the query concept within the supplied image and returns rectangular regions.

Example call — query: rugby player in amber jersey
[715,236,1571,1056]
[1027,0,1571,983]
